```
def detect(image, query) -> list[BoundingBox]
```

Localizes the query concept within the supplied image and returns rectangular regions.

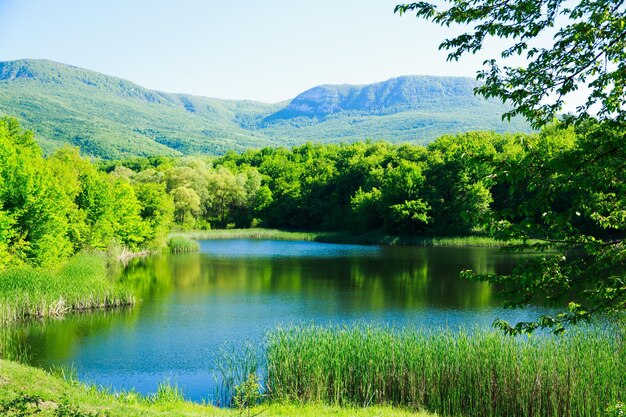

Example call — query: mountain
[266,76,488,120]
[0,59,531,158]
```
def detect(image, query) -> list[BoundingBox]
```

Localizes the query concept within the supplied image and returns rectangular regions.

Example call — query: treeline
[2,115,611,269]
[102,121,598,240]
[0,118,172,268]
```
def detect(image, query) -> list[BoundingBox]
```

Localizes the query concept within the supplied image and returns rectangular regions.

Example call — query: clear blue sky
[0,0,528,103]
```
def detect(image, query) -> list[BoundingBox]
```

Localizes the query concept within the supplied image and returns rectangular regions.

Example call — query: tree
[204,167,247,227]
[0,118,74,266]
[134,182,174,248]
[76,169,116,250]
[423,132,497,235]
[171,186,201,228]
[396,1,626,127]
[396,1,626,333]
[110,179,148,250]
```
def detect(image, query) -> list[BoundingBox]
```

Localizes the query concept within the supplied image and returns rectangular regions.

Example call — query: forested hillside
[0,59,530,159]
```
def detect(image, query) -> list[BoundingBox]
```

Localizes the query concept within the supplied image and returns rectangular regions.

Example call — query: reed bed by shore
[264,324,626,417]
[170,228,512,247]
[167,235,200,253]
[0,253,134,324]
[0,360,433,417]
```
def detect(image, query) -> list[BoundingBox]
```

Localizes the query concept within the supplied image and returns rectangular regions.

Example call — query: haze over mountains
[0,59,530,159]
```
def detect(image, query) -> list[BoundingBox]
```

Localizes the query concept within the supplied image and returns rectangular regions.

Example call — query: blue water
[16,239,548,402]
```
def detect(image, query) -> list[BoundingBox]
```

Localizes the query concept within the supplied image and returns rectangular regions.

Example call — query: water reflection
[11,239,544,401]
[125,241,516,313]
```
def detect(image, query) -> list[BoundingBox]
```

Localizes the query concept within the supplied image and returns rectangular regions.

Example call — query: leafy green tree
[110,179,148,249]
[351,187,384,232]
[48,147,92,253]
[134,182,174,248]
[232,167,273,227]
[204,167,247,227]
[423,132,497,235]
[0,118,74,266]
[397,0,626,333]
[170,186,201,228]
[165,158,214,226]
[381,158,430,234]
[0,118,180,268]
[76,169,116,250]
[255,148,305,228]
[396,1,626,127]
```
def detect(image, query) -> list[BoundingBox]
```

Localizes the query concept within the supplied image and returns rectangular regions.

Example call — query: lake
[13,239,547,401]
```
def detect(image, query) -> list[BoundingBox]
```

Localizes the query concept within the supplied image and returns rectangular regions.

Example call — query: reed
[264,324,626,417]
[170,229,513,247]
[152,380,185,404]
[167,236,200,253]
[0,253,134,324]
[170,229,322,242]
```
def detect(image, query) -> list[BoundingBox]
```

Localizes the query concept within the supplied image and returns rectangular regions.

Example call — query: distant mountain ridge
[267,76,485,121]
[0,59,531,158]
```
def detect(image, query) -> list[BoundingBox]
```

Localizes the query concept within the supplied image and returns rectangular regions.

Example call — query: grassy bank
[167,235,201,253]
[264,324,625,417]
[0,253,134,324]
[171,228,510,247]
[0,360,432,417]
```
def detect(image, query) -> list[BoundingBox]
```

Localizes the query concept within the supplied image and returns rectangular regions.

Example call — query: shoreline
[169,228,513,248]
[2,323,623,416]
[0,360,431,417]
[0,253,135,325]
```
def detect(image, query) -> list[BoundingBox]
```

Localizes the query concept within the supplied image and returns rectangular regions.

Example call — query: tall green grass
[0,253,134,324]
[171,229,513,247]
[167,236,200,253]
[170,229,323,242]
[212,340,262,407]
[0,328,29,362]
[264,324,626,417]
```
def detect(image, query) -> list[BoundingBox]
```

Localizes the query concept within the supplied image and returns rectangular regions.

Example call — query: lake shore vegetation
[4,321,623,417]
[0,359,434,417]
[170,228,513,247]
[0,253,133,324]
[264,324,626,417]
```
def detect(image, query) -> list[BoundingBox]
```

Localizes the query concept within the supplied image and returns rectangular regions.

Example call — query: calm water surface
[15,239,547,401]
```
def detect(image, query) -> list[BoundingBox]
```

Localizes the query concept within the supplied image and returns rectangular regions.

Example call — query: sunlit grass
[0,253,134,324]
[0,359,434,417]
[265,324,626,417]
[171,228,513,247]
[166,236,200,253]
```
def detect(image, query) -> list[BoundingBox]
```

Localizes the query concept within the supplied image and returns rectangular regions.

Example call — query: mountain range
[0,59,531,159]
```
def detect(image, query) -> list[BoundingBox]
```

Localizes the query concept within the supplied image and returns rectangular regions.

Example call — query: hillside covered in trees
[0,59,530,159]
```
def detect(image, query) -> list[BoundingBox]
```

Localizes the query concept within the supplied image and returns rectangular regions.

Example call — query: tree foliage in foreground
[396,0,626,127]
[0,117,173,268]
[397,0,626,333]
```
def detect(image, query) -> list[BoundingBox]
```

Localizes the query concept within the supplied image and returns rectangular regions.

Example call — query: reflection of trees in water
[7,245,526,371]
[117,246,521,314]
[345,249,496,311]
[5,308,138,366]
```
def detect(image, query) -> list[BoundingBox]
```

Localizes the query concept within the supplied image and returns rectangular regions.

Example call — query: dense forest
[3,113,615,272]
[103,121,590,240]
